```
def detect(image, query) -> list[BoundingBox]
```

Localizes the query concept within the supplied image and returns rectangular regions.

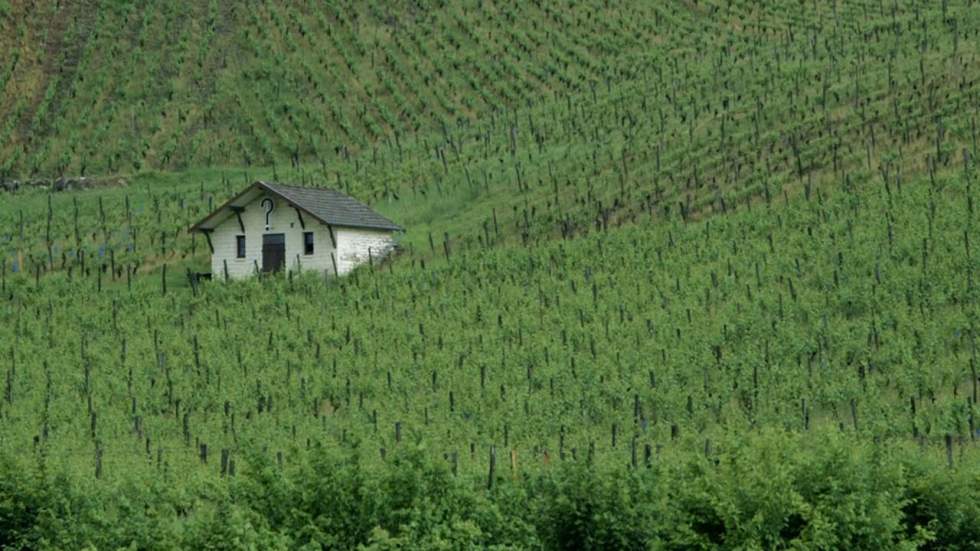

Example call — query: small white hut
[190,181,402,279]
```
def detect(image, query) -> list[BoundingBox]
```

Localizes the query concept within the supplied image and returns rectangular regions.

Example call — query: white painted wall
[209,192,395,279]
[335,227,397,275]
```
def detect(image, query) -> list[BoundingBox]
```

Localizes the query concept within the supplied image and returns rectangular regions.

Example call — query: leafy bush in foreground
[0,429,976,550]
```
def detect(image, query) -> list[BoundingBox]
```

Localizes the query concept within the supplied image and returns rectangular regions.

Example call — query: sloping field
[0,0,978,548]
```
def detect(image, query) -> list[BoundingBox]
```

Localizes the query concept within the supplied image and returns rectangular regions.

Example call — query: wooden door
[262,234,286,273]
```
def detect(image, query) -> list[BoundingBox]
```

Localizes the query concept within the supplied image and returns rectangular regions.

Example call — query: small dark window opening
[303,232,314,255]
[236,235,246,258]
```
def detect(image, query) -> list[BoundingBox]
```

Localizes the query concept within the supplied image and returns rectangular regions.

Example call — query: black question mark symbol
[261,198,274,230]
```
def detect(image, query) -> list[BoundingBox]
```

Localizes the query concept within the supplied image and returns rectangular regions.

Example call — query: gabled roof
[190,181,403,233]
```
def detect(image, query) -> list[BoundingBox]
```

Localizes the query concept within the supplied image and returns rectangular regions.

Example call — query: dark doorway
[262,234,286,273]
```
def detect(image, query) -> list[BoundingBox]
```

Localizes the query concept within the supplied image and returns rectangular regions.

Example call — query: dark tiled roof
[259,182,402,231]
[191,181,402,232]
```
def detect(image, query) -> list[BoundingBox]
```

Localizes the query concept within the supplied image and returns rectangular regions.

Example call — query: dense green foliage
[1,0,979,548]
[0,431,978,549]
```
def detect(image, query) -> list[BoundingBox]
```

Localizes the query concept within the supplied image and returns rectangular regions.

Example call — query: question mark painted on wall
[261,198,274,231]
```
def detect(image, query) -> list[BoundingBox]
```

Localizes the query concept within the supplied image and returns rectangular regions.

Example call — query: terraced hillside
[0,1,978,548]
[2,1,979,269]
[2,1,978,182]
[1,0,659,176]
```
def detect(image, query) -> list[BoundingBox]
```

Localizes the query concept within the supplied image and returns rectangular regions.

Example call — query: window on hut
[236,235,246,258]
[304,232,314,255]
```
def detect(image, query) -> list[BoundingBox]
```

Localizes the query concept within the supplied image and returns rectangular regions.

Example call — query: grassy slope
[0,1,657,175]
[1,165,976,478]
[0,0,978,546]
[2,1,978,276]
[0,154,978,548]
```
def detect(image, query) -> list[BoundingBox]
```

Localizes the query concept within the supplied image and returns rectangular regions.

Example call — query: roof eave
[254,181,337,229]
[188,180,404,234]
[188,182,264,232]
[334,223,403,232]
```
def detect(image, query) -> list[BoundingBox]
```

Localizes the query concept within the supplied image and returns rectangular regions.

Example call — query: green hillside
[0,1,979,548]
[1,0,659,176]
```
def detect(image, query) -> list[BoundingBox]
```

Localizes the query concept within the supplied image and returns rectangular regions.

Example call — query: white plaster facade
[207,191,396,280]
[334,227,399,275]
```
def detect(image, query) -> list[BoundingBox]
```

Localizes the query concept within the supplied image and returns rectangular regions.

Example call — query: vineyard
[1,0,979,548]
